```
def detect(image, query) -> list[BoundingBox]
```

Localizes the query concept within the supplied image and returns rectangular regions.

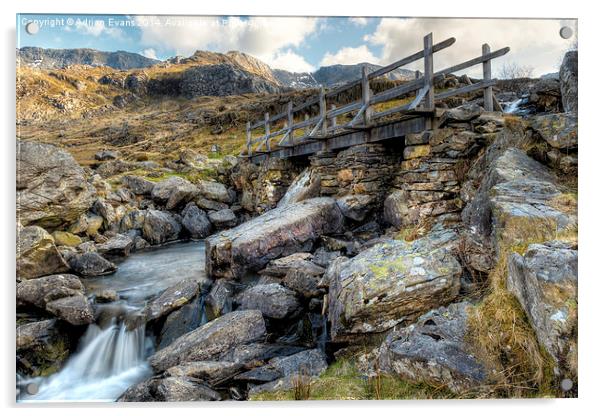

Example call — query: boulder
[142,210,182,245]
[206,198,344,279]
[528,78,562,113]
[92,199,117,228]
[16,225,69,280]
[237,284,300,320]
[149,309,266,372]
[335,194,374,222]
[327,230,462,341]
[219,343,305,364]
[17,140,96,229]
[245,349,328,395]
[165,361,242,386]
[530,113,577,150]
[119,376,220,402]
[94,150,118,161]
[198,180,230,203]
[17,273,84,309]
[119,210,146,233]
[16,319,71,377]
[121,175,155,195]
[67,252,117,277]
[378,302,490,393]
[51,231,82,247]
[208,209,237,229]
[158,296,206,350]
[194,196,229,212]
[259,253,321,277]
[205,280,234,320]
[45,294,95,326]
[151,177,199,209]
[181,203,212,239]
[507,241,578,376]
[146,279,200,321]
[559,50,578,113]
[282,269,325,299]
[383,190,409,228]
[96,233,134,256]
[439,103,483,126]
[277,168,321,207]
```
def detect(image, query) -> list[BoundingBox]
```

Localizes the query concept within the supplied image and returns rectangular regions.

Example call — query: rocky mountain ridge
[17,47,160,70]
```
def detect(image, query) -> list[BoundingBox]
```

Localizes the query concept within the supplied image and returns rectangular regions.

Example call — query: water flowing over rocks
[17,140,96,229]
[205,197,344,279]
[327,229,462,342]
[507,240,578,377]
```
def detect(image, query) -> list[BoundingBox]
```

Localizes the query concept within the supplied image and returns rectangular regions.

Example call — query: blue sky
[17,14,577,76]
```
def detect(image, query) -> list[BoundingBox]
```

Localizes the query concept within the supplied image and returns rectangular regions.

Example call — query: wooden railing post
[246,121,251,156]
[361,64,372,125]
[287,101,293,146]
[423,33,434,110]
[304,114,310,136]
[331,104,337,129]
[264,112,270,152]
[319,86,327,135]
[482,43,493,111]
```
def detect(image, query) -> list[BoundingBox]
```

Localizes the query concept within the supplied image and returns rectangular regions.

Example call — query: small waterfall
[18,318,152,402]
[278,168,316,207]
[504,97,528,114]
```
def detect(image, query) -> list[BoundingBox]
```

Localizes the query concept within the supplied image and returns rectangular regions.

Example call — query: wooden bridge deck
[242,33,509,164]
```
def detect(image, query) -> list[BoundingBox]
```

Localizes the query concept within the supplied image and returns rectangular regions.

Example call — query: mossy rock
[52,231,82,247]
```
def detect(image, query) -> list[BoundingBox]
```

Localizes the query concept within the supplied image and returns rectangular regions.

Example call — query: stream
[17,241,207,402]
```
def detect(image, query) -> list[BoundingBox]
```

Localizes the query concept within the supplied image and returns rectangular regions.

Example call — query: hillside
[17,47,160,70]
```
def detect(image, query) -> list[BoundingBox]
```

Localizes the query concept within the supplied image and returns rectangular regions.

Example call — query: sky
[17,14,577,77]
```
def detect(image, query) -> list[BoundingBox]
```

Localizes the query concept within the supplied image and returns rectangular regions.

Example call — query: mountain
[273,69,319,89]
[17,47,160,70]
[312,63,417,87]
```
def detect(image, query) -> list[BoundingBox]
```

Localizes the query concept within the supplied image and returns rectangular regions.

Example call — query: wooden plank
[370,78,424,105]
[361,65,372,125]
[434,79,497,100]
[287,101,294,147]
[423,33,434,110]
[482,44,493,111]
[328,101,362,118]
[408,85,430,110]
[330,104,337,128]
[319,87,327,136]
[434,47,510,78]
[264,112,271,152]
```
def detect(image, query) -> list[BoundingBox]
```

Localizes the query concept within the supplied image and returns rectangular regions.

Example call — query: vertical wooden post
[330,104,337,129]
[264,112,270,152]
[482,43,493,111]
[361,64,372,126]
[287,101,293,146]
[304,114,310,136]
[246,121,251,156]
[415,70,421,80]
[423,33,434,110]
[319,86,327,135]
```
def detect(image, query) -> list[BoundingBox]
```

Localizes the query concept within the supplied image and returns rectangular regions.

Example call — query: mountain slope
[17,47,160,70]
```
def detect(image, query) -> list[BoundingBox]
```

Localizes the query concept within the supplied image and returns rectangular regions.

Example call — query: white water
[504,97,527,114]
[277,168,313,207]
[17,241,207,402]
[18,320,152,402]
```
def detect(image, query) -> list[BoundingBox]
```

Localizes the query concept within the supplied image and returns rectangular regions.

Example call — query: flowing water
[277,168,312,207]
[17,241,207,402]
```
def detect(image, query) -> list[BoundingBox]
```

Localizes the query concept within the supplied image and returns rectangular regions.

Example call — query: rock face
[149,310,266,372]
[237,284,300,320]
[182,64,280,97]
[378,302,490,393]
[151,177,199,210]
[16,319,71,376]
[198,180,231,204]
[507,241,578,376]
[559,50,578,113]
[142,210,182,245]
[67,252,117,277]
[146,279,200,321]
[206,197,344,279]
[17,225,69,280]
[327,230,462,341]
[17,140,96,229]
[45,294,95,326]
[181,203,212,239]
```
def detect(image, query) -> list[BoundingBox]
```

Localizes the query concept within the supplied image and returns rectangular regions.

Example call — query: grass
[250,359,454,401]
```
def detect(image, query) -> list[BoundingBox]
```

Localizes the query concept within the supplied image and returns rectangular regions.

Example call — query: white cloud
[71,19,123,39]
[134,16,321,72]
[320,45,379,66]
[364,17,577,77]
[141,48,158,60]
[266,49,315,73]
[349,17,368,27]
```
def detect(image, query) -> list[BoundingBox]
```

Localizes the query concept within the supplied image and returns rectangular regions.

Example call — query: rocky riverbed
[16,51,578,401]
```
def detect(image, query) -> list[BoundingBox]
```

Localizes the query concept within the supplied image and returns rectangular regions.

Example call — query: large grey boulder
[119,376,221,402]
[16,225,68,280]
[530,113,577,150]
[181,203,212,239]
[96,233,133,256]
[149,309,266,372]
[165,361,242,386]
[378,302,490,393]
[121,175,155,195]
[559,50,577,113]
[206,197,344,279]
[259,252,322,277]
[67,252,116,277]
[45,294,94,326]
[507,241,578,377]
[335,194,374,222]
[327,229,462,341]
[198,180,231,203]
[237,284,300,320]
[146,279,200,321]
[383,190,410,228]
[142,210,182,245]
[208,209,237,229]
[16,319,71,377]
[151,177,199,210]
[17,140,96,229]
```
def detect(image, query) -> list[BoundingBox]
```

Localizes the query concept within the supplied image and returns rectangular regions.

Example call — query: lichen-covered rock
[45,294,94,326]
[17,225,69,280]
[146,279,200,321]
[17,273,84,309]
[559,50,577,113]
[206,197,344,279]
[181,203,212,239]
[507,240,578,377]
[17,140,96,229]
[335,194,374,222]
[96,233,133,256]
[149,309,266,372]
[530,113,577,150]
[378,302,490,393]
[121,175,155,195]
[259,252,321,277]
[237,283,300,320]
[165,361,242,386]
[51,231,82,247]
[151,177,199,210]
[439,103,483,126]
[198,180,231,203]
[16,319,71,377]
[119,376,221,402]
[282,269,324,299]
[142,210,182,245]
[67,252,116,277]
[205,280,234,321]
[327,230,462,341]
[208,209,237,229]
